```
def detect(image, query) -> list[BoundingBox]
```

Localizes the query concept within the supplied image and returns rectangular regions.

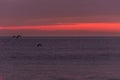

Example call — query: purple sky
[0,0,120,26]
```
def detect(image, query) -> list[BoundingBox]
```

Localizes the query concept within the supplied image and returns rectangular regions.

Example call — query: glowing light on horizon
[1,23,120,32]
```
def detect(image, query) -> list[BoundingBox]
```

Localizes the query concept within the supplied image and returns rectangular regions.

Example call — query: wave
[8,53,120,61]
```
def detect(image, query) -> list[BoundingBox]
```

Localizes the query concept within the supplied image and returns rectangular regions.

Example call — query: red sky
[1,23,120,36]
[1,0,120,36]
[1,23,120,32]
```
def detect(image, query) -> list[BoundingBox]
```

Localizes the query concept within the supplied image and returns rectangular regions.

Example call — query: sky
[1,0,120,36]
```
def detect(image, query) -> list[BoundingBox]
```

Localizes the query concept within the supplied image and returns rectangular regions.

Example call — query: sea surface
[1,36,120,80]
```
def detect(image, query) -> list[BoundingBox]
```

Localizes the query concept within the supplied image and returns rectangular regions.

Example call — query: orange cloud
[1,23,120,32]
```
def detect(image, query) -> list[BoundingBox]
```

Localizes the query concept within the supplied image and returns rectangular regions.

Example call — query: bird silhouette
[37,43,42,47]
[12,35,22,39]
[16,35,22,38]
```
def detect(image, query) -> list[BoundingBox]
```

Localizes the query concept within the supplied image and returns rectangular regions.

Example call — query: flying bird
[37,43,42,47]
[12,35,22,39]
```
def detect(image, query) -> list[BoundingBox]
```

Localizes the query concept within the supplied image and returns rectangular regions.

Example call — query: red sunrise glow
[1,23,120,33]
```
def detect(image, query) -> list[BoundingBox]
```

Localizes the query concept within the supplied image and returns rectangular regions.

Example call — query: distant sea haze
[1,36,120,80]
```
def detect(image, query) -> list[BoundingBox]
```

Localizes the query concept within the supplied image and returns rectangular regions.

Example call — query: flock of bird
[12,35,42,47]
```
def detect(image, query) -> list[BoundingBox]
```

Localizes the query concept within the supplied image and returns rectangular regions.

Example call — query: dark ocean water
[1,37,120,80]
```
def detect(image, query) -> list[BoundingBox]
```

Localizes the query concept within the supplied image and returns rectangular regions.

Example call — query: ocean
[1,36,120,80]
